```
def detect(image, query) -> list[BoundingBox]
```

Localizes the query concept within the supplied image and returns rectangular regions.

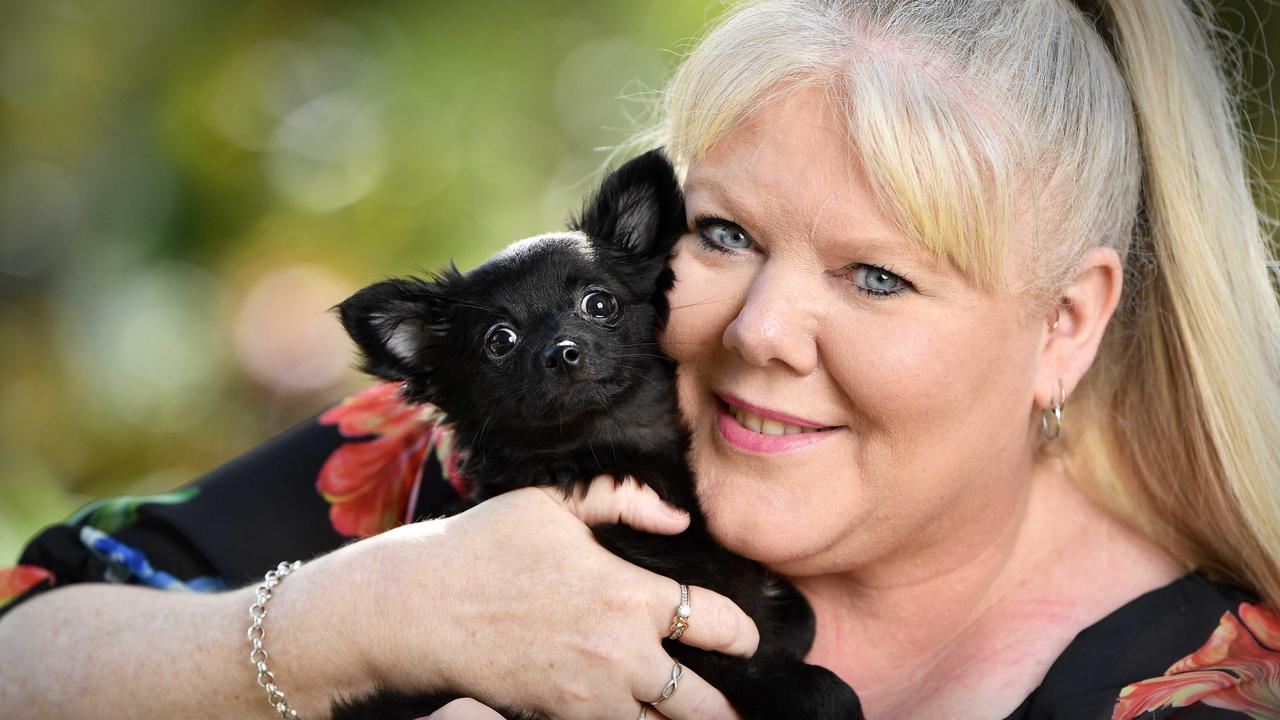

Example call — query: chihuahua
[329,149,861,720]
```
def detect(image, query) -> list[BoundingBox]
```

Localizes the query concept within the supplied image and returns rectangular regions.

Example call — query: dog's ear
[333,269,462,395]
[572,148,685,262]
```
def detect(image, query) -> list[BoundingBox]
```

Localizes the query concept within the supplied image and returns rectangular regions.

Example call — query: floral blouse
[2,382,1278,719]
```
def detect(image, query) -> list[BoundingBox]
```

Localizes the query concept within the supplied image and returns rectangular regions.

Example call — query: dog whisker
[667,296,739,310]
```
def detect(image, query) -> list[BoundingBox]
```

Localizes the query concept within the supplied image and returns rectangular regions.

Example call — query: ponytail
[1067,0,1280,605]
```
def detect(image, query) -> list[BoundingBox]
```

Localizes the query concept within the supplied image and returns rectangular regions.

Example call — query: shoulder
[1109,575,1280,720]
[1011,572,1280,720]
[1,382,470,620]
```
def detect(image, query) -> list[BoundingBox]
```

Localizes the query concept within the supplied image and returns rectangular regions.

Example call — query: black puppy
[330,149,862,720]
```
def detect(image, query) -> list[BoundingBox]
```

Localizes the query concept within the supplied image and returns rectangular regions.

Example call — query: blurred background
[0,0,1276,563]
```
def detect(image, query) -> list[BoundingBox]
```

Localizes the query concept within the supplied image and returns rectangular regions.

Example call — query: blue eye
[694,216,752,251]
[848,264,911,298]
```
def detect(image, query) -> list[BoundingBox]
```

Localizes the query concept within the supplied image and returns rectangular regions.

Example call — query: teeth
[730,407,817,436]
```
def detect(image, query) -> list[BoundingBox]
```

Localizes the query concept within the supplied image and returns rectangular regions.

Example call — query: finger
[547,476,691,534]
[640,704,673,720]
[652,581,759,659]
[634,657,743,720]
[424,698,506,719]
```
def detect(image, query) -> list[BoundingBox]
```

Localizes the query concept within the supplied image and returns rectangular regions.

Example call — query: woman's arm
[0,480,756,720]
[0,407,374,717]
[0,547,373,718]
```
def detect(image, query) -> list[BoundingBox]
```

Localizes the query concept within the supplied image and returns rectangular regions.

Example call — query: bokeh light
[232,263,356,396]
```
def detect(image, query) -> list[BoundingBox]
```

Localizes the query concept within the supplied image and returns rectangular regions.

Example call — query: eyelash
[691,214,915,299]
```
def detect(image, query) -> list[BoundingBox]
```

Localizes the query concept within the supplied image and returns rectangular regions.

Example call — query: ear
[1034,246,1124,410]
[333,270,461,389]
[572,148,686,262]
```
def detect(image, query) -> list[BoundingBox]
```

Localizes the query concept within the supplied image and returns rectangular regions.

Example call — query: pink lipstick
[714,393,841,454]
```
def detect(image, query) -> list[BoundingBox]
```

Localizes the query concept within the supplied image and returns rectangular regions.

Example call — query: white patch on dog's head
[490,230,593,265]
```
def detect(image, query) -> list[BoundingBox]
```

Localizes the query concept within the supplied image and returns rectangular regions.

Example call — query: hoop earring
[1041,378,1065,440]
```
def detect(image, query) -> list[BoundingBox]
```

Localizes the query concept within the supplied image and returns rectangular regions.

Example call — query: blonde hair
[634,0,1280,605]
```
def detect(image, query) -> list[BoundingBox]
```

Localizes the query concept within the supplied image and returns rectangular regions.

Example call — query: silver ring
[637,706,649,720]
[645,661,684,706]
[667,583,691,641]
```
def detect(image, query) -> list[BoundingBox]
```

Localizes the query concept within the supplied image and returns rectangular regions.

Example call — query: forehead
[487,231,595,266]
[468,231,604,315]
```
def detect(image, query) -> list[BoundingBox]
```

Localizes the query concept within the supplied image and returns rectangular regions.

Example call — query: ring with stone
[667,583,692,641]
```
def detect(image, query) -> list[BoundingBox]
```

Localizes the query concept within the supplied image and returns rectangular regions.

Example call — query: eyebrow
[683,175,940,270]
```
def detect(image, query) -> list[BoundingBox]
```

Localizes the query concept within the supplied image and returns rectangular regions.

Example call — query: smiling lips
[714,393,842,454]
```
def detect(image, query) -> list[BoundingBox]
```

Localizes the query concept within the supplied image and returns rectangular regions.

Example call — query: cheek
[824,297,1033,434]
[659,239,746,366]
[818,305,1039,519]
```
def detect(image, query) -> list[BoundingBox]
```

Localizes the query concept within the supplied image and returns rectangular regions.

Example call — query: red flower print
[320,381,424,438]
[0,565,54,608]
[1112,603,1280,720]
[317,382,468,538]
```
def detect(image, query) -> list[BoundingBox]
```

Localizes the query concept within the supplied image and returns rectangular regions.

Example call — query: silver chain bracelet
[248,560,305,719]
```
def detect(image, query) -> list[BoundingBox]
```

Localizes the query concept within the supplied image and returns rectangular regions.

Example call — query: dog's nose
[543,340,582,372]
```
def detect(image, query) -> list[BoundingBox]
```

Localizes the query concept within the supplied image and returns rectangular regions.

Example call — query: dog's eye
[484,324,519,359]
[581,290,618,321]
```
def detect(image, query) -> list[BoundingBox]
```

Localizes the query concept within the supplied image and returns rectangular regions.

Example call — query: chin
[690,448,846,574]
[676,374,865,574]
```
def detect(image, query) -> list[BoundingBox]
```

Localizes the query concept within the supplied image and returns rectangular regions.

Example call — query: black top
[1005,572,1268,720]
[2,382,1276,719]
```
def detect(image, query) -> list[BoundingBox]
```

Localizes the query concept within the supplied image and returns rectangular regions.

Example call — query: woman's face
[662,87,1048,578]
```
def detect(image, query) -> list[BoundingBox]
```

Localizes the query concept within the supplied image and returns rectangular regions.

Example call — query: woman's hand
[340,476,757,720]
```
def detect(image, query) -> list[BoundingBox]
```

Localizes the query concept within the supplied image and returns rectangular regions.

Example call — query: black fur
[330,149,862,720]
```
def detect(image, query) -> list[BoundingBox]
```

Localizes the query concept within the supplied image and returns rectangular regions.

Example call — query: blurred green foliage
[0,0,1276,563]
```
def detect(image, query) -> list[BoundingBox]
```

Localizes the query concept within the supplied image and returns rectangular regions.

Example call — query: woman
[2,0,1278,718]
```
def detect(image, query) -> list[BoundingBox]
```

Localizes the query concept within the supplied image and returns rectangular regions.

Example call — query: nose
[543,339,583,372]
[722,263,819,374]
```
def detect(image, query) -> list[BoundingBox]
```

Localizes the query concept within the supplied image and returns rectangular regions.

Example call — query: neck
[793,467,1034,680]
[791,458,1181,718]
